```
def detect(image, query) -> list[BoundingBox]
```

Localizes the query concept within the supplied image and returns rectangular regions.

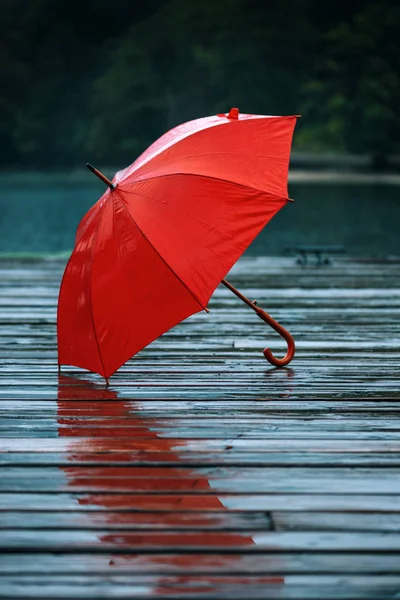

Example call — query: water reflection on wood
[57,375,284,596]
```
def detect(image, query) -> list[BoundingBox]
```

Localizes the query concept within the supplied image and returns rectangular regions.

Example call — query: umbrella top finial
[227,108,239,119]
[217,108,239,120]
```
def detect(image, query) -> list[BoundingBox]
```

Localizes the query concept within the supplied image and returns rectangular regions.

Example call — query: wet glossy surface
[0,256,400,598]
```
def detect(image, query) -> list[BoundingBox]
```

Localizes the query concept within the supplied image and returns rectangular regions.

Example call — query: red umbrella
[58,109,298,381]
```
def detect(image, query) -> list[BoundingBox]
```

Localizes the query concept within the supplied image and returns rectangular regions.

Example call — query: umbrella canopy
[58,109,298,379]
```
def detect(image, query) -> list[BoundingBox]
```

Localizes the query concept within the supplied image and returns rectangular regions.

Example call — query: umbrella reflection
[263,367,295,398]
[57,375,284,595]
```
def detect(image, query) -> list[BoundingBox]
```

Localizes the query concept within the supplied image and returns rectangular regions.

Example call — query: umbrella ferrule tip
[217,108,239,120]
[227,108,239,120]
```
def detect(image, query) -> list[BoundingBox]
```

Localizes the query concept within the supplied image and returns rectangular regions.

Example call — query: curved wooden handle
[254,306,296,367]
[221,278,295,367]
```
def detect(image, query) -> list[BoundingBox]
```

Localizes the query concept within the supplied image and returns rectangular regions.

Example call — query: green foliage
[298,1,400,165]
[1,0,398,168]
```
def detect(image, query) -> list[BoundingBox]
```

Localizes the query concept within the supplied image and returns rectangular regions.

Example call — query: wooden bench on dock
[0,255,399,599]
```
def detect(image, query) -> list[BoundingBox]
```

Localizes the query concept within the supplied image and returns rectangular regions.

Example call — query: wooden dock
[0,255,400,599]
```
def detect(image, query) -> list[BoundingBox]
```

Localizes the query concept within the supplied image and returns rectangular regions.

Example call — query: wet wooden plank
[2,429,400,440]
[1,574,400,599]
[2,412,400,430]
[1,493,399,512]
[272,512,400,532]
[1,467,400,494]
[2,510,399,533]
[2,400,400,412]
[0,510,272,531]
[1,552,399,575]
[2,417,400,433]
[2,451,400,467]
[0,575,400,599]
[2,530,400,551]
[2,438,400,452]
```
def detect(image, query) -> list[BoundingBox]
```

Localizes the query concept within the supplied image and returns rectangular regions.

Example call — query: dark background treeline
[1,0,399,169]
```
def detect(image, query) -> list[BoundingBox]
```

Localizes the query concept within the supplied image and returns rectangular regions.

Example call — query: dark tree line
[1,0,399,168]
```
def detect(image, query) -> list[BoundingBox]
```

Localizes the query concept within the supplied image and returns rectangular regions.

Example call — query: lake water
[0,173,399,257]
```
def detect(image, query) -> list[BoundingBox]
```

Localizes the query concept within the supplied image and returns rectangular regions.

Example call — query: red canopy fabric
[58,111,298,378]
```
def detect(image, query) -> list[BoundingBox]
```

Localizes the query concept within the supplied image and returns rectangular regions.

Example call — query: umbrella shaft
[86,163,115,190]
[221,278,257,311]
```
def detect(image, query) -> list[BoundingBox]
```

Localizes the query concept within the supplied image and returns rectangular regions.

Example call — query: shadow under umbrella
[57,374,285,595]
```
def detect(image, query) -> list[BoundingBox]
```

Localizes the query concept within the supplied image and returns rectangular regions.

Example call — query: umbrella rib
[114,191,207,312]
